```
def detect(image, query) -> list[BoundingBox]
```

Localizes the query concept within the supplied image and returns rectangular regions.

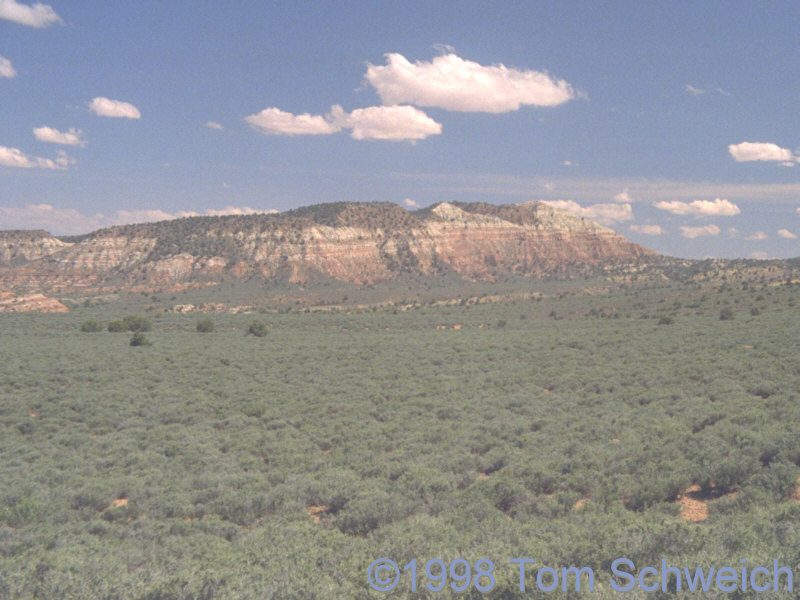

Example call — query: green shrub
[123,315,152,332]
[719,308,734,320]
[107,320,127,332]
[130,332,151,347]
[657,316,674,325]
[246,321,268,337]
[80,319,103,332]
[196,318,215,333]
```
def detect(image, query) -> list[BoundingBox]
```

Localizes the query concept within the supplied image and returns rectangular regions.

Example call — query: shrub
[246,321,268,337]
[80,319,103,332]
[719,308,734,320]
[130,332,151,347]
[196,318,215,333]
[123,315,152,332]
[657,316,674,325]
[107,320,127,332]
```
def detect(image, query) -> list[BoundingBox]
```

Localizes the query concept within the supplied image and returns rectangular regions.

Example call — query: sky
[1,1,799,259]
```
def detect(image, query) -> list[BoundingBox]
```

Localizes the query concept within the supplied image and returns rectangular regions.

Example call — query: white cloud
[729,142,793,163]
[751,251,769,259]
[245,107,339,136]
[33,126,86,147]
[685,84,705,96]
[628,224,664,235]
[0,204,278,234]
[88,97,141,119]
[745,231,767,241]
[0,55,17,79]
[727,227,739,237]
[403,198,419,208]
[0,145,73,169]
[328,104,441,141]
[561,160,575,167]
[545,200,633,225]
[613,190,632,203]
[680,224,720,238]
[364,52,576,113]
[0,0,61,27]
[777,229,797,239]
[654,198,740,217]
[0,204,101,233]
[205,121,223,130]
[246,104,441,141]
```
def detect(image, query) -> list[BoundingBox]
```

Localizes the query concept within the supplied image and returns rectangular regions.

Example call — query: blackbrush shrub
[123,315,152,332]
[130,332,151,347]
[719,308,735,320]
[107,320,127,332]
[246,321,268,337]
[196,318,215,333]
[80,319,103,332]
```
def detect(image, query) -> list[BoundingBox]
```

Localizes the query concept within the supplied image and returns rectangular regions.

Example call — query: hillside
[0,201,654,296]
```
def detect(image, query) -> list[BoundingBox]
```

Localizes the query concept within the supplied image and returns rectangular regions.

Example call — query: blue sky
[1,1,799,259]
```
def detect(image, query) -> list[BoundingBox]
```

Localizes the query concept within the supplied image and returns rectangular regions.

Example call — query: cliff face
[0,230,72,266]
[0,201,655,294]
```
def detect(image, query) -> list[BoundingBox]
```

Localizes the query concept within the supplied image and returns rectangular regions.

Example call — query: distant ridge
[0,201,655,294]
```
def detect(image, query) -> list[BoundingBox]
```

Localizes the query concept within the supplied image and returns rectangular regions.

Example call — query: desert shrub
[246,321,268,337]
[657,315,674,325]
[719,307,734,320]
[129,332,151,347]
[196,318,215,333]
[80,319,103,332]
[123,315,152,332]
[107,320,127,332]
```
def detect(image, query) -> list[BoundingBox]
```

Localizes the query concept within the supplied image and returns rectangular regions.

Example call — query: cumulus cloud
[0,0,61,27]
[729,142,793,163]
[0,204,101,233]
[0,55,17,79]
[205,121,223,130]
[33,126,86,147]
[245,107,340,136]
[0,204,277,234]
[654,198,740,217]
[544,200,633,226]
[403,198,419,208]
[613,190,632,203]
[328,104,441,141]
[88,97,141,119]
[0,145,73,169]
[777,229,797,239]
[745,231,767,241]
[681,224,720,238]
[246,104,441,141]
[628,224,664,235]
[364,52,576,113]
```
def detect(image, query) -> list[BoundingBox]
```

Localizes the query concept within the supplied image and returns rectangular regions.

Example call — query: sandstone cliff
[0,201,655,294]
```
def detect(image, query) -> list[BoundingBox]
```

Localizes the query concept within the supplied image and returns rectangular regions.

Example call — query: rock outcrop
[0,292,69,312]
[0,201,655,294]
